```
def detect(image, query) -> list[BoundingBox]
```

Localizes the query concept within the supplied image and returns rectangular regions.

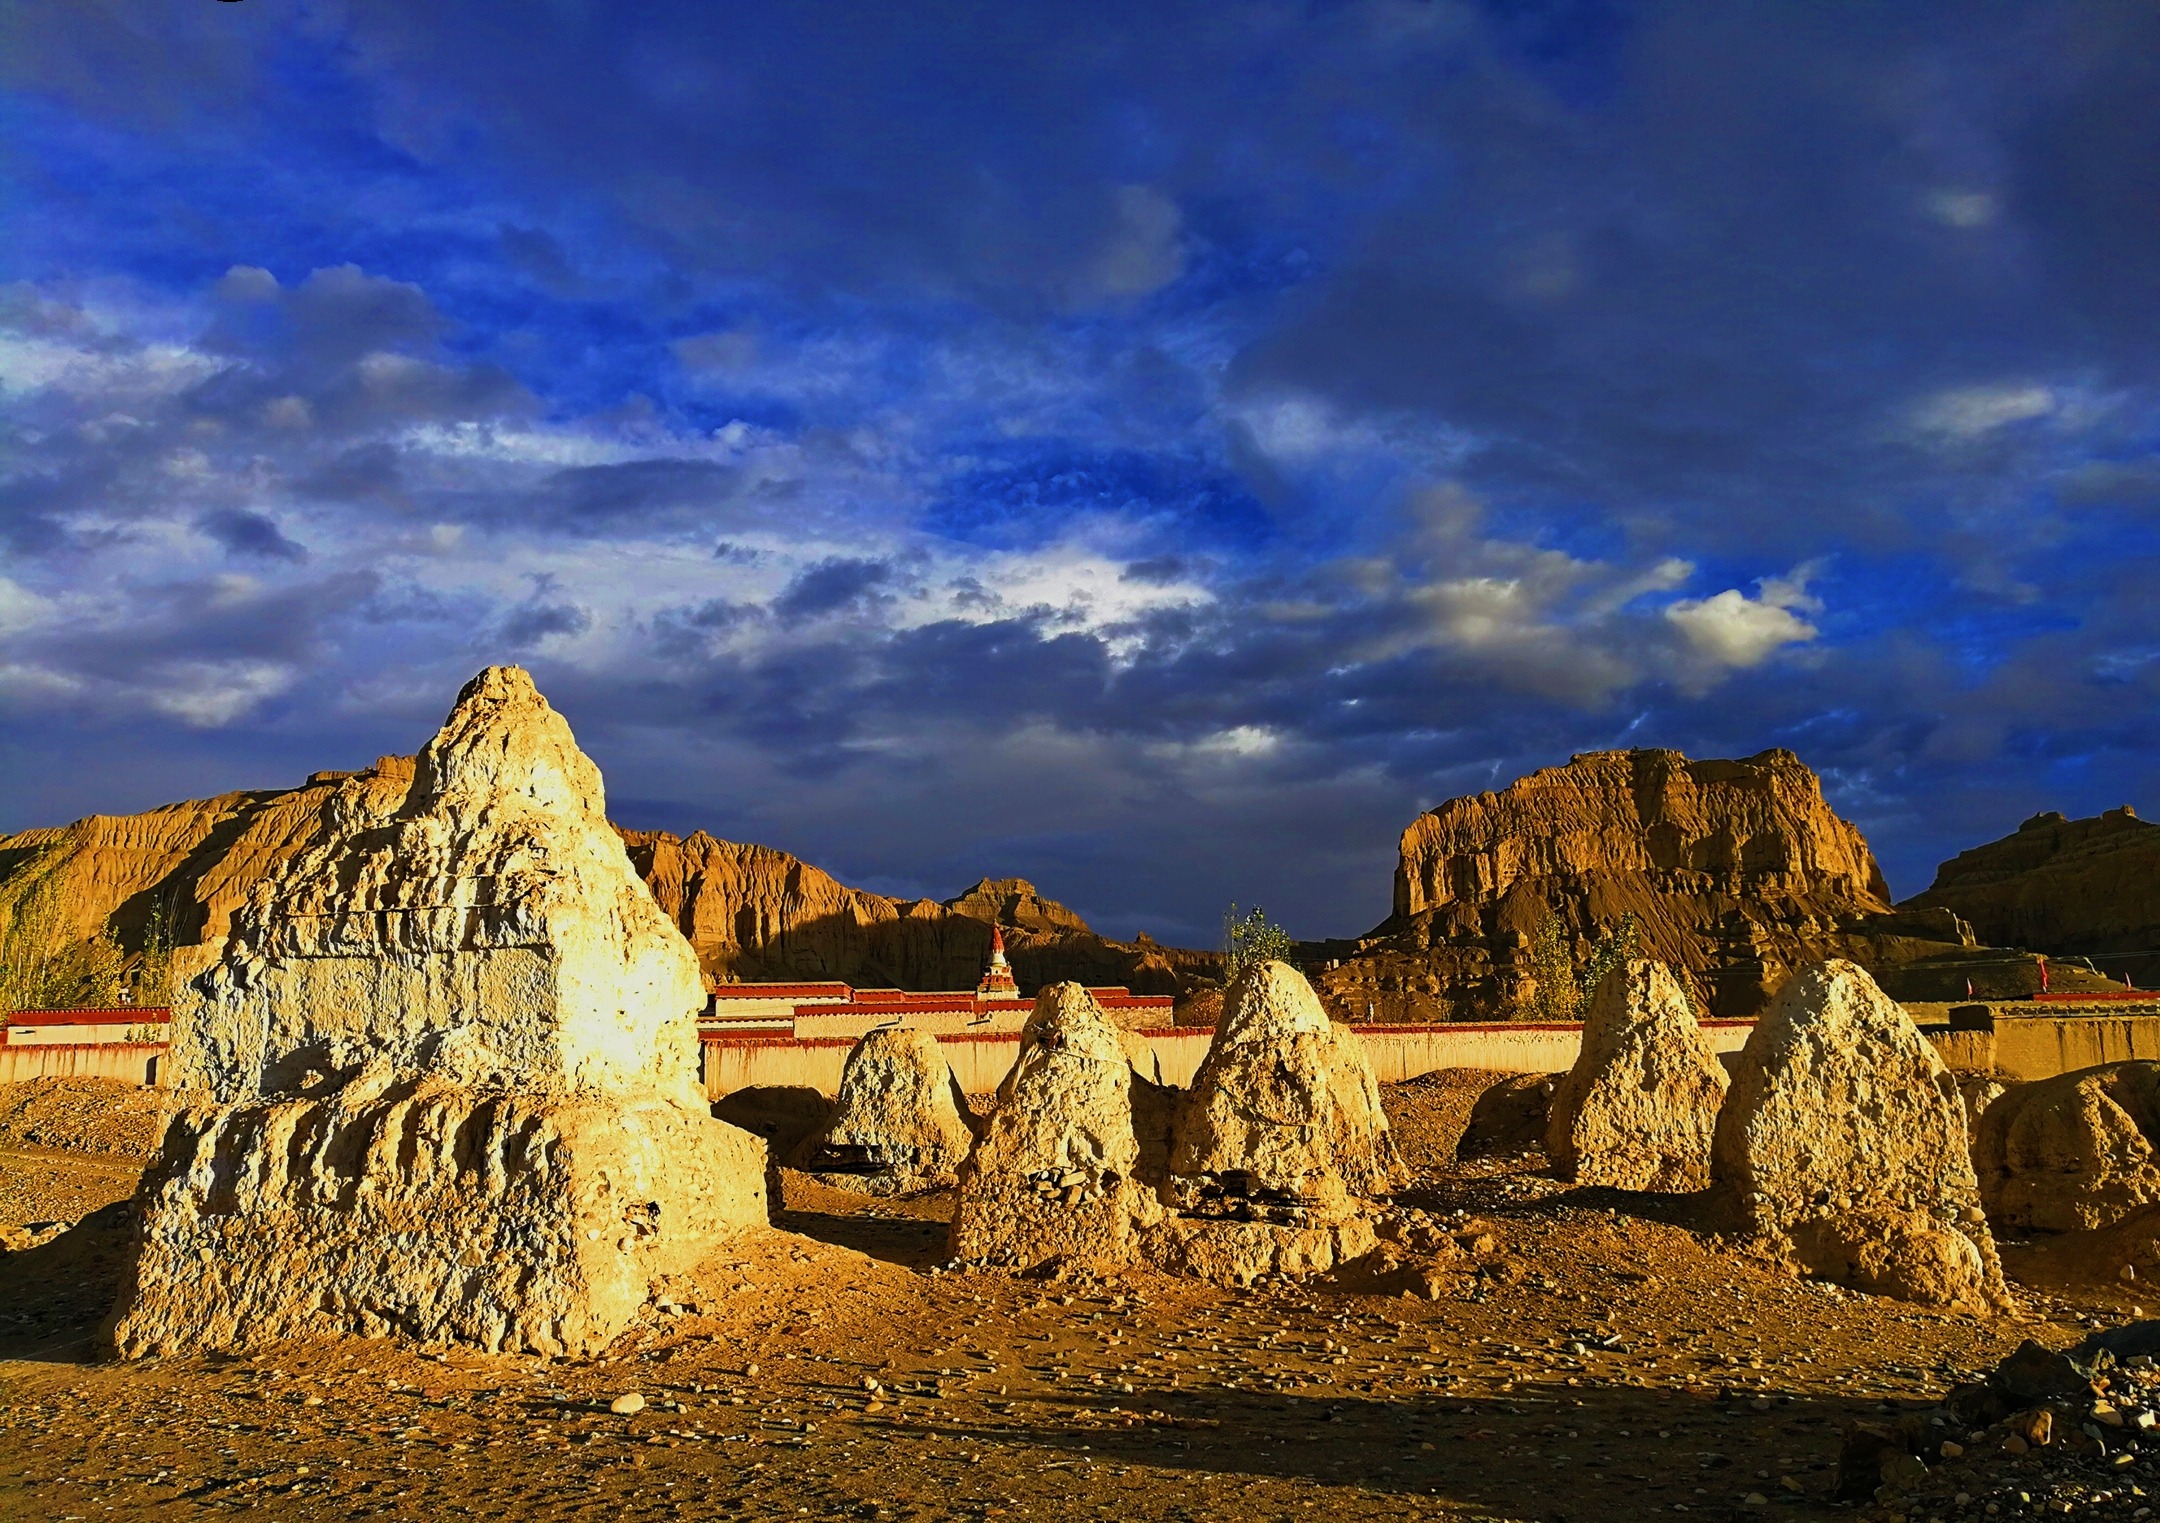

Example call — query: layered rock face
[1312,748,1986,1020]
[1147,962,1409,1283]
[0,758,417,992]
[793,1027,977,1196]
[1544,959,1728,1191]
[624,831,1209,994]
[1972,1063,2160,1233]
[948,984,1167,1270]
[1903,807,2160,969]
[1,778,1211,1009]
[1711,960,2013,1313]
[108,667,766,1359]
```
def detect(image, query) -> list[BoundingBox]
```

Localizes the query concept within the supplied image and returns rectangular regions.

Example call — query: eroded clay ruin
[107,667,768,1358]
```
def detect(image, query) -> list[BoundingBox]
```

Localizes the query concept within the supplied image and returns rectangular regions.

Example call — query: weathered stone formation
[1303,747,2000,1021]
[1711,959,2014,1314]
[1903,806,2160,975]
[1544,959,1729,1191]
[792,1026,977,1195]
[1972,1062,2160,1233]
[948,984,1168,1271]
[107,667,767,1359]
[1144,961,1410,1284]
[0,772,1213,1006]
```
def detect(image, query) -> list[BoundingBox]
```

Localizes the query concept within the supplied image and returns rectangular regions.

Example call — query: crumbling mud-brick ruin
[1712,958,2015,1315]
[793,1024,978,1195]
[107,667,768,1358]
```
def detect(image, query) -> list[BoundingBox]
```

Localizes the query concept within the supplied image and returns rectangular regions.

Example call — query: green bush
[1221,903,1296,984]
[1520,910,1641,1022]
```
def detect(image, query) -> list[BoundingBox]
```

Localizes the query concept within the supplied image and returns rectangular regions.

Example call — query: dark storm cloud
[196,509,308,564]
[772,558,900,626]
[297,443,406,506]
[527,459,742,532]
[498,599,591,649]
[8,1,2160,939]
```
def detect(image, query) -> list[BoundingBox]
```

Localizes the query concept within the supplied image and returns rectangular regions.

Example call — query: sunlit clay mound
[1544,957,1728,1192]
[106,666,767,1359]
[1142,960,1410,1285]
[793,1025,978,1196]
[1712,958,2014,1315]
[948,982,1169,1274]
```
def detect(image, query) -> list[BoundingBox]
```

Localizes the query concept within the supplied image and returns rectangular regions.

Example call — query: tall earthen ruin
[107,667,767,1358]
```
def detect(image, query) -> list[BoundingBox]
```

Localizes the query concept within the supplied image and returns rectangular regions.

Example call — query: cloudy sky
[5,3,2158,946]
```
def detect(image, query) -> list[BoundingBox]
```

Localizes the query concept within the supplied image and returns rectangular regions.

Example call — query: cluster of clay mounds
[799,961,1413,1287]
[940,961,1410,1285]
[1530,953,2015,1314]
[106,667,769,1359]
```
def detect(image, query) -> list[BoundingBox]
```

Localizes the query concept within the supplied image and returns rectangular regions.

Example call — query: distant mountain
[1901,806,2160,986]
[1308,747,2116,1020]
[0,758,1215,1005]
[621,830,1209,994]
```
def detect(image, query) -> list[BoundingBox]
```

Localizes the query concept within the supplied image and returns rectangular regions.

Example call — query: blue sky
[4,1,2159,946]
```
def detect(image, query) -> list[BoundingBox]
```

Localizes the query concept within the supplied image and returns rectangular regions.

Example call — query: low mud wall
[6,1011,2144,1098]
[702,1020,1761,1100]
[1925,1013,2160,1081]
[0,1042,163,1086]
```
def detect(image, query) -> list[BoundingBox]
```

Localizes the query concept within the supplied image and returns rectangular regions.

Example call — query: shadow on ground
[0,1197,135,1365]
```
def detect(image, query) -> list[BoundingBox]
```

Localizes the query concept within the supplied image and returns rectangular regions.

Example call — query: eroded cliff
[621,829,1208,993]
[0,770,1210,1003]
[1901,806,2160,983]
[1314,748,2023,1020]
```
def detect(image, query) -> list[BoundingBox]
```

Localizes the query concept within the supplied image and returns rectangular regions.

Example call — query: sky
[4,2,2159,948]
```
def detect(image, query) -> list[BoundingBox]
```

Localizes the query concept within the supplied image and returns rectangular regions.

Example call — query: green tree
[137,889,181,1007]
[0,859,64,1012]
[1526,914,1583,1022]
[1521,910,1643,1022]
[1576,911,1641,1007]
[1221,903,1296,984]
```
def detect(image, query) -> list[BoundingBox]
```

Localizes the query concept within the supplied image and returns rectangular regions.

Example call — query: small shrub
[1221,903,1296,984]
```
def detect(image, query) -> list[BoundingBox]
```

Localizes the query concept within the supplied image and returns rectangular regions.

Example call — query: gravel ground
[0,1071,2134,1523]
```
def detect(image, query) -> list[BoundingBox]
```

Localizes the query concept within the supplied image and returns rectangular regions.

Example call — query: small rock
[610,1393,645,1415]
[1940,1440,1965,1459]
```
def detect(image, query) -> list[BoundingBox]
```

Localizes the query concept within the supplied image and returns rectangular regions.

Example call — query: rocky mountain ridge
[0,762,1211,1005]
[1900,805,2160,986]
[1310,747,2124,1021]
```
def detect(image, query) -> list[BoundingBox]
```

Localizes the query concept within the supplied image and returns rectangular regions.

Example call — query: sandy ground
[0,1075,2141,1523]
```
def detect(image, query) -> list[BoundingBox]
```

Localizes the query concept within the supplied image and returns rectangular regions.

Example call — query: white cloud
[1665,568,1822,670]
[261,395,313,429]
[1912,382,2055,438]
[1926,189,1998,229]
[1087,185,1185,299]
[143,660,295,727]
[0,334,223,400]
[0,578,55,643]
[216,265,282,302]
